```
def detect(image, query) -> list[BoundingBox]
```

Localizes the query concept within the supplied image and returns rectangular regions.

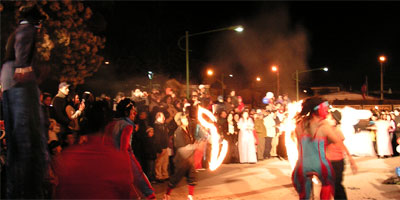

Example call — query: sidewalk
[153,156,400,199]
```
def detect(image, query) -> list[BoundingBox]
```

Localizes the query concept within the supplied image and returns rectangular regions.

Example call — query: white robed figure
[375,119,393,157]
[238,110,257,163]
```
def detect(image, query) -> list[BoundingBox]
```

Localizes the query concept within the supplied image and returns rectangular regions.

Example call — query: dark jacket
[132,118,148,159]
[143,135,157,160]
[153,122,169,153]
[173,126,197,162]
[217,117,228,137]
[52,94,70,128]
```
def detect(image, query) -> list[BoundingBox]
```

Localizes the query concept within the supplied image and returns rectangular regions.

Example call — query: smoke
[206,5,309,100]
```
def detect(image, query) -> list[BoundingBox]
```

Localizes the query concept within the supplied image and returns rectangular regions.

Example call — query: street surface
[153,156,400,199]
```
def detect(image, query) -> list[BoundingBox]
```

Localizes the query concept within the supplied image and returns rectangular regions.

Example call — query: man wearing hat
[0,4,50,198]
[52,82,85,140]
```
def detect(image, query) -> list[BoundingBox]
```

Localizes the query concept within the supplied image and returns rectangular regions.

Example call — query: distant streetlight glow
[104,61,110,65]
[323,67,328,72]
[256,76,261,82]
[379,56,386,62]
[229,74,233,77]
[234,26,244,32]
[379,55,386,100]
[207,69,214,76]
[271,65,280,95]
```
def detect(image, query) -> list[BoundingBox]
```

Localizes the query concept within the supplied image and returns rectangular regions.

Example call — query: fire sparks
[197,107,228,171]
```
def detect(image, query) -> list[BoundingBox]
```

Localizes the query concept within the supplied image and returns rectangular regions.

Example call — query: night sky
[81,1,400,99]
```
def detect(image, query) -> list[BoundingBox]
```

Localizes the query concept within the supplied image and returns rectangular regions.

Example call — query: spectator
[237,109,257,164]
[153,112,170,182]
[61,131,76,149]
[224,96,234,113]
[230,90,239,108]
[133,109,149,168]
[52,82,84,140]
[213,95,226,115]
[143,127,157,184]
[236,96,245,113]
[254,109,266,161]
[263,110,276,159]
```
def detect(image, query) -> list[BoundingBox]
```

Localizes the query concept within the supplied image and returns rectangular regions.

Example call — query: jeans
[2,82,49,198]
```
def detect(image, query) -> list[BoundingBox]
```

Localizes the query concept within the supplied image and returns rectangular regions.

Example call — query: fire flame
[282,101,303,170]
[197,107,228,171]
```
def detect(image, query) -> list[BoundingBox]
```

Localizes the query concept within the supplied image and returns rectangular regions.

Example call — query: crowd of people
[27,82,293,199]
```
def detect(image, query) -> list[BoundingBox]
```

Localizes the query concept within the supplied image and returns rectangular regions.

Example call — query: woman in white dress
[238,109,257,163]
[375,114,393,158]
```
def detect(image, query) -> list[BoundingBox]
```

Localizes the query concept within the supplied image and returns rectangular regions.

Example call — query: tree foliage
[3,0,105,86]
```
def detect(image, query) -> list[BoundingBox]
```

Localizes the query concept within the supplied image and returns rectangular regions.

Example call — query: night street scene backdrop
[1,1,400,101]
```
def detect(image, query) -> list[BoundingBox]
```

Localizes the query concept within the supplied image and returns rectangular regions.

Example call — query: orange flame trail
[197,106,228,171]
[282,101,303,170]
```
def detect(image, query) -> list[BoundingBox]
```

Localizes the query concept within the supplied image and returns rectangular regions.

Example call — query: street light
[256,76,261,82]
[207,69,232,97]
[148,71,153,89]
[379,55,386,100]
[178,25,244,98]
[294,66,328,101]
[271,66,280,96]
[207,69,214,76]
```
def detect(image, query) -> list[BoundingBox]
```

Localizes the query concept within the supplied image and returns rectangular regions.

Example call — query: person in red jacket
[54,100,138,199]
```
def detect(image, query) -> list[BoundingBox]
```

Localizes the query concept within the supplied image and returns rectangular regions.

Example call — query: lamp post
[294,67,328,101]
[147,71,153,90]
[178,25,243,99]
[271,66,280,96]
[379,55,386,100]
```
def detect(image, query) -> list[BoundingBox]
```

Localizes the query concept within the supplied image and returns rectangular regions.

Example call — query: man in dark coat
[153,112,170,182]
